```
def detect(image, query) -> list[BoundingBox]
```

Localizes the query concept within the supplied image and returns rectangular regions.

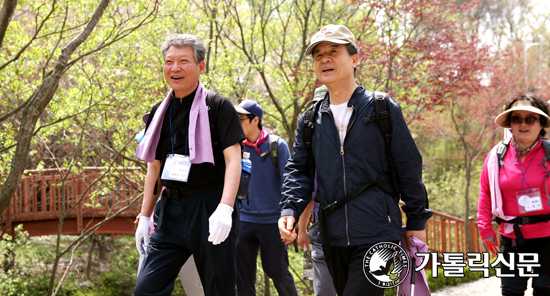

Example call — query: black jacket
[280,86,432,246]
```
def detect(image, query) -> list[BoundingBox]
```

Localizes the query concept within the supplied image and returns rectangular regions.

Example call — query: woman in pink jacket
[478,93,550,296]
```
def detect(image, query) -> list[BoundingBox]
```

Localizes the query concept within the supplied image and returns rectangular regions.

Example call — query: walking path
[431,276,533,296]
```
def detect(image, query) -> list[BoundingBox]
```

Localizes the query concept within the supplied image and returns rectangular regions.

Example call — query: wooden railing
[400,203,494,255]
[2,167,492,254]
[1,167,144,237]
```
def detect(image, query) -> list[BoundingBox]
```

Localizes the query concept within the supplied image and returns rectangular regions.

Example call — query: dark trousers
[235,221,299,296]
[134,189,239,296]
[326,245,384,296]
[500,236,550,296]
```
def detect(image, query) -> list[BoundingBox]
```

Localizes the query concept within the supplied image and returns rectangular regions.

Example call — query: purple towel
[398,226,431,296]
[135,81,214,165]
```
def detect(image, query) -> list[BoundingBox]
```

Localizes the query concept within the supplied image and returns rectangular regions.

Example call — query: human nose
[321,55,331,63]
[171,61,182,71]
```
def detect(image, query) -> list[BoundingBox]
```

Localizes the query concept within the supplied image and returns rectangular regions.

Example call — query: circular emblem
[363,242,410,288]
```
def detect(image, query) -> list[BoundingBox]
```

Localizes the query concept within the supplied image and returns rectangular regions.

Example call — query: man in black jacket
[278,24,432,296]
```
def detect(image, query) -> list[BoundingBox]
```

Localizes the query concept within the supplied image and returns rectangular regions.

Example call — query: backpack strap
[260,135,281,182]
[363,91,401,200]
[302,100,322,191]
[205,91,220,146]
[496,138,511,168]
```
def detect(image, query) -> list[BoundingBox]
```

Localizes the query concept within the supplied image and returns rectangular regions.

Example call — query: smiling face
[163,46,205,98]
[312,42,358,88]
[510,110,543,148]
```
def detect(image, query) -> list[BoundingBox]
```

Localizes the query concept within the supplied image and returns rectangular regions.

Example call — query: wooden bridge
[0,167,143,237]
[0,167,489,253]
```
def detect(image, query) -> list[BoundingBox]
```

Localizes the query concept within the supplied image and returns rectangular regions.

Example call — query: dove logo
[363,242,410,289]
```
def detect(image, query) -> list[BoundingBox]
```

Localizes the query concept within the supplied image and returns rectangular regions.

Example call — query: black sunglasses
[510,116,540,125]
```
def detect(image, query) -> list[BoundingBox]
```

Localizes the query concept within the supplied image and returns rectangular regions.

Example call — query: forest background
[0,0,549,295]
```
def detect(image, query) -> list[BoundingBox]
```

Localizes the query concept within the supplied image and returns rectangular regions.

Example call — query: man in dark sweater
[234,100,298,296]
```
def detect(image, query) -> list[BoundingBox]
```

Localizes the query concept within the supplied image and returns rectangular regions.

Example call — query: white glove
[135,215,151,255]
[208,203,234,245]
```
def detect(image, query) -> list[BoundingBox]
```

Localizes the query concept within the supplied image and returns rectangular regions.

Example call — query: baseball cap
[306,24,356,55]
[235,100,263,121]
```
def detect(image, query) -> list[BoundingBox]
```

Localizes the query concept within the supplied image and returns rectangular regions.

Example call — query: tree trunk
[85,235,97,278]
[464,159,472,252]
[98,234,106,261]
[0,0,18,48]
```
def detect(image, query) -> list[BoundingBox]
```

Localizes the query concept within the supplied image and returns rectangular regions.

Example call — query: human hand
[135,215,151,255]
[278,216,297,242]
[297,227,310,250]
[482,236,499,255]
[208,203,234,245]
[406,229,426,251]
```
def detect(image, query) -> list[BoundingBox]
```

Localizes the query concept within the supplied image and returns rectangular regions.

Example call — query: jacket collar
[319,86,366,112]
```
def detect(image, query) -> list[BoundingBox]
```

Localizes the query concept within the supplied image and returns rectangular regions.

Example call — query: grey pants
[308,223,337,296]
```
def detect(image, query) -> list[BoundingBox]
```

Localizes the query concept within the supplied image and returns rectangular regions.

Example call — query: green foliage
[0,225,51,296]
[424,164,483,219]
[73,238,140,296]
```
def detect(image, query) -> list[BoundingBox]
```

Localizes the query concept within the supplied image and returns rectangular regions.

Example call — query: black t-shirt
[145,88,245,190]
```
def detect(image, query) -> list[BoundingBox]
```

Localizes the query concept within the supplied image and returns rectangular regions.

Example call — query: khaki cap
[306,24,356,56]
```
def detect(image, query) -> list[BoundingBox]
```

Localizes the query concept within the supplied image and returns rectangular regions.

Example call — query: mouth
[322,68,334,73]
[171,76,183,80]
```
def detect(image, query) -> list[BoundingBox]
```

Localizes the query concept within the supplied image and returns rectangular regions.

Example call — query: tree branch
[0,0,17,48]
[0,96,32,123]
[0,0,57,72]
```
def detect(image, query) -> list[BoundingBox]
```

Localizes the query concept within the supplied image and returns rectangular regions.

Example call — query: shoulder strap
[302,100,322,191]
[363,92,401,200]
[205,91,222,147]
[541,138,550,177]
[260,135,281,182]
[496,138,511,167]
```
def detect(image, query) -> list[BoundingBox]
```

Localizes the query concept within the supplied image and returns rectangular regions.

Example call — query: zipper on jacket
[343,107,357,245]
[328,106,357,246]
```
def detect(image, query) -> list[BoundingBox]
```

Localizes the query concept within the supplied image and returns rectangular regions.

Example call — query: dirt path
[431,276,533,296]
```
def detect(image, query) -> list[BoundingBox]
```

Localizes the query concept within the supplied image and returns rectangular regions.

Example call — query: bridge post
[469,218,479,253]
[77,176,83,234]
[441,218,447,252]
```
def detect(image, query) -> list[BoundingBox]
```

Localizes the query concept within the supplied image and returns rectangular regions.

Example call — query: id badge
[161,154,192,182]
[516,188,543,213]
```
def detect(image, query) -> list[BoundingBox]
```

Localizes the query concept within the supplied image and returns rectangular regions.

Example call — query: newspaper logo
[363,242,410,288]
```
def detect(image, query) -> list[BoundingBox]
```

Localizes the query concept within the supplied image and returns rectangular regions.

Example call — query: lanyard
[169,102,189,156]
[518,144,541,192]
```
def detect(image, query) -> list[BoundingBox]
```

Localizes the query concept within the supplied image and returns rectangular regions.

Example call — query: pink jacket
[478,141,550,239]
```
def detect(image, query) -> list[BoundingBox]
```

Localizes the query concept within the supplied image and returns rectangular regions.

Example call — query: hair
[245,113,262,130]
[504,92,549,137]
[346,43,358,76]
[161,34,206,63]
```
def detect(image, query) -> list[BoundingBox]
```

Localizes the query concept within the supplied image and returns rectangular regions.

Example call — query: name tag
[161,154,192,182]
[516,188,543,213]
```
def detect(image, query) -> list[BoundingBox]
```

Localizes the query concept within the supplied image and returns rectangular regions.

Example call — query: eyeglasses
[239,117,249,122]
[510,116,540,125]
